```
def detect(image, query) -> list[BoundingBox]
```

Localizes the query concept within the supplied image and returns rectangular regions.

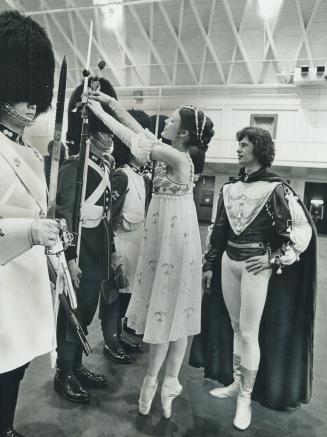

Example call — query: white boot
[210,354,241,398]
[161,376,183,419]
[233,366,257,431]
[138,375,158,415]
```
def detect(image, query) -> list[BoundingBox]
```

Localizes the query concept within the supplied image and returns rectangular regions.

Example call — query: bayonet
[47,56,67,219]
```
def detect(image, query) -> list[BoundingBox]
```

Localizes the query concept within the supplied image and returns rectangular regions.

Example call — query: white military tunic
[0,131,54,373]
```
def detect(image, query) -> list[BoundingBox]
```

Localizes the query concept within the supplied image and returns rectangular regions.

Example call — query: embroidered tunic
[190,167,317,411]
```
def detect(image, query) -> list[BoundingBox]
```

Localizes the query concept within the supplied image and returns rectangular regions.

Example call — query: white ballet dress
[126,153,202,344]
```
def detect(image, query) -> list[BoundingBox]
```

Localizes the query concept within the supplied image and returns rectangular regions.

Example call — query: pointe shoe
[138,375,158,415]
[210,354,241,399]
[233,366,257,431]
[161,377,183,419]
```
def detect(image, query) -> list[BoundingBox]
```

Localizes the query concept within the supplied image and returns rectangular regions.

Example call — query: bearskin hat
[66,77,118,153]
[0,10,55,116]
[113,110,153,168]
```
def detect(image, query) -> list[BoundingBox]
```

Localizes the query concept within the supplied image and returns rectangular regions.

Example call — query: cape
[189,166,317,411]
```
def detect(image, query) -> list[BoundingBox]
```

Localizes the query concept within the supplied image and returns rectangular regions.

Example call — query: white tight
[221,251,272,370]
[146,337,188,379]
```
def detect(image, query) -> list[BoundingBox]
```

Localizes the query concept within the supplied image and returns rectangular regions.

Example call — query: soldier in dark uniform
[101,110,153,362]
[54,78,127,403]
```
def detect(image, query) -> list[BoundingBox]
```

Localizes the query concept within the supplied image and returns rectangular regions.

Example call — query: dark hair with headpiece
[0,10,55,116]
[150,114,171,145]
[179,106,214,174]
[113,109,153,168]
[66,77,117,153]
[236,126,275,168]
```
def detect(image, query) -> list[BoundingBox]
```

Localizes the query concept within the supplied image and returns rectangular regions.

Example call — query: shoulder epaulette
[114,167,129,178]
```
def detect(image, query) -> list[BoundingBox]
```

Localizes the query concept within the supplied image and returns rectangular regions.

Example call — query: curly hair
[236,126,275,168]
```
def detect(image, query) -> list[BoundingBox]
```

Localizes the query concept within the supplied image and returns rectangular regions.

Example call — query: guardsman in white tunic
[0,10,58,437]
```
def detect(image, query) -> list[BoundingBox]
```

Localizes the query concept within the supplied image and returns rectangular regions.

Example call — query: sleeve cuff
[0,218,34,265]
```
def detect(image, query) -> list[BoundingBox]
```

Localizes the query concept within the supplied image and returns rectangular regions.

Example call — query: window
[250,114,278,139]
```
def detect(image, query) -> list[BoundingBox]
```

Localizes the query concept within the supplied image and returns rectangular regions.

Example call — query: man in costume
[189,126,316,431]
[54,77,128,402]
[0,10,58,437]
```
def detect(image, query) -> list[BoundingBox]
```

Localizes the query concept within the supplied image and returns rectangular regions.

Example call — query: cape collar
[229,166,286,184]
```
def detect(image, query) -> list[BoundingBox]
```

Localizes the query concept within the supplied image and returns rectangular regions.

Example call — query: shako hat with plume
[66,77,118,152]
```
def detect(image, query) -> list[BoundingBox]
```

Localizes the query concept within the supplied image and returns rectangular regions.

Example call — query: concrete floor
[15,232,327,437]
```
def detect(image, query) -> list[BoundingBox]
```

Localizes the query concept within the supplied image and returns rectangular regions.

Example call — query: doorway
[194,175,215,223]
[304,182,327,234]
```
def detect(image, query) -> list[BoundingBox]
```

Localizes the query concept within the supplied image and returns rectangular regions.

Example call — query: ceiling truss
[2,0,326,90]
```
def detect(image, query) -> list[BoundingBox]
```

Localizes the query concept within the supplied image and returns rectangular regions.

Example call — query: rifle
[72,20,94,260]
[72,57,106,258]
[46,57,92,366]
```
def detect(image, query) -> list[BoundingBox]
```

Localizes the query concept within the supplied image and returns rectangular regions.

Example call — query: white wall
[28,85,327,165]
[26,85,327,222]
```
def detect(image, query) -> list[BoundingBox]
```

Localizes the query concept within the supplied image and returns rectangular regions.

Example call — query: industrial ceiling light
[301,65,309,76]
[93,0,123,31]
[258,0,284,20]
[316,65,325,75]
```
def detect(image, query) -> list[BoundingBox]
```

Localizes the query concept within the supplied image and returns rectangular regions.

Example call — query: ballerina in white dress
[87,93,214,419]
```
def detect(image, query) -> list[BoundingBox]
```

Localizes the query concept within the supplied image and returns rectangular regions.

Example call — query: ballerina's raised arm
[87,95,187,172]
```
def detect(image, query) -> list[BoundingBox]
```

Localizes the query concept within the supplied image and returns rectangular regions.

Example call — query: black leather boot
[0,429,25,437]
[103,343,133,364]
[120,335,143,353]
[118,315,143,353]
[122,317,143,338]
[54,369,89,403]
[74,365,107,388]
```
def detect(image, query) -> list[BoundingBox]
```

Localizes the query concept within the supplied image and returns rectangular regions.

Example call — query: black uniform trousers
[56,157,121,371]
[56,278,121,372]
[56,278,101,372]
[0,364,28,432]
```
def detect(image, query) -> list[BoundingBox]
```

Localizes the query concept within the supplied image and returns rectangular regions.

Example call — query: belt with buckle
[227,241,266,249]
